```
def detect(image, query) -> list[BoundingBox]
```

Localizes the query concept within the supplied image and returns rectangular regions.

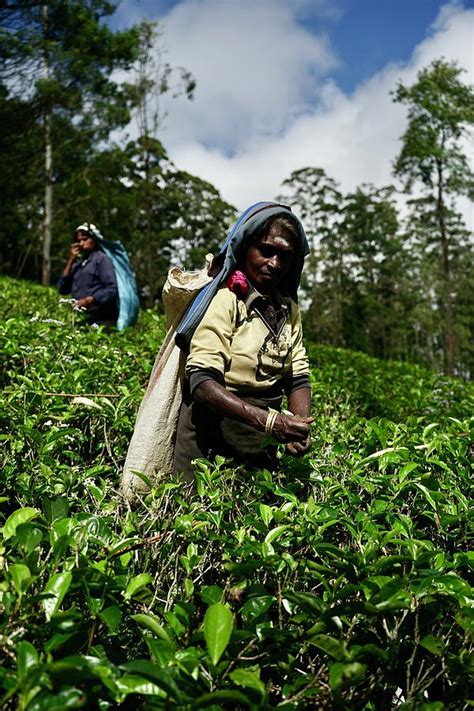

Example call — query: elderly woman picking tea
[173,203,313,482]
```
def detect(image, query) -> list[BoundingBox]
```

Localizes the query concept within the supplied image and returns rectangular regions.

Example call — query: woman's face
[244,225,295,295]
[75,230,95,254]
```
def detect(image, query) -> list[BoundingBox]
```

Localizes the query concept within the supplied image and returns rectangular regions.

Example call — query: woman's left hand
[284,386,313,456]
[286,434,312,457]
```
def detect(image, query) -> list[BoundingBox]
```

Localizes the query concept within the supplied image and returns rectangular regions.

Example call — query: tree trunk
[436,156,454,376]
[42,107,53,285]
[143,141,156,310]
[41,3,53,286]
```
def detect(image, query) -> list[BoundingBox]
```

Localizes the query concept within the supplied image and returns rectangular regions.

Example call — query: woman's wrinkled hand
[271,412,313,449]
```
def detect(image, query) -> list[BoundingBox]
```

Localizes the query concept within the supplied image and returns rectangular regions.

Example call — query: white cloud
[126,0,474,230]
[158,0,339,152]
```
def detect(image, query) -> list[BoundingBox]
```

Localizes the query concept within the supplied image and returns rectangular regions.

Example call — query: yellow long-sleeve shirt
[185,287,309,394]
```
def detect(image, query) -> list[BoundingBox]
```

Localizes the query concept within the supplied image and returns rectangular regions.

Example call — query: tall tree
[131,19,195,140]
[164,169,237,271]
[403,195,473,373]
[277,167,345,343]
[393,59,474,375]
[0,0,140,284]
[340,184,405,359]
[277,169,416,361]
[122,19,195,305]
[118,144,236,306]
[0,87,43,278]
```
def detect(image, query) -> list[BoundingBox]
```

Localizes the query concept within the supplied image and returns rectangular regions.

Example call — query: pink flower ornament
[226,270,249,297]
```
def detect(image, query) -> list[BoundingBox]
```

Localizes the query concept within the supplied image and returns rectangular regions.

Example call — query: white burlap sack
[121,257,213,502]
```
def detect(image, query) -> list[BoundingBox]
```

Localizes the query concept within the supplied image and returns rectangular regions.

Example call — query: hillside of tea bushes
[0,275,472,710]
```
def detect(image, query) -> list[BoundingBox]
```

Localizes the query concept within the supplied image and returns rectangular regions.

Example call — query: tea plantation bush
[1,275,472,710]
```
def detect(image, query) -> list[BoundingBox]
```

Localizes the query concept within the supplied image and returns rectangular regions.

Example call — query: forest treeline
[1,1,473,377]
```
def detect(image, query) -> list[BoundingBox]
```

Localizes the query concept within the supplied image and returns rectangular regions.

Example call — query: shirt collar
[243,285,287,312]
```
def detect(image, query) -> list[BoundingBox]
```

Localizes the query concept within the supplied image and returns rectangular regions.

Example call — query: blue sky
[325,0,471,91]
[113,0,474,219]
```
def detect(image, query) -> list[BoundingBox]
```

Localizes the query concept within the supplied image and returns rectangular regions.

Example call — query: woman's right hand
[68,243,80,260]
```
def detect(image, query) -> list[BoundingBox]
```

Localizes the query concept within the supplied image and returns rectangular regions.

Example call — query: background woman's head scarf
[74,222,104,243]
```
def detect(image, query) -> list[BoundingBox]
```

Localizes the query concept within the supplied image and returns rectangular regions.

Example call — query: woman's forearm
[193,379,267,431]
[193,379,312,445]
[288,386,312,419]
[62,257,76,277]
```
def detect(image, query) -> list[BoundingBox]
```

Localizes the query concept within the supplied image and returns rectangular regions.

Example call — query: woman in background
[58,222,118,328]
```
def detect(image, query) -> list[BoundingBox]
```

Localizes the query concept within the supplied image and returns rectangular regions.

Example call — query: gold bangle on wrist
[265,408,279,435]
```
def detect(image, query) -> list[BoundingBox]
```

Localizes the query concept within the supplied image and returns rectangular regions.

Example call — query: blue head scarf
[175,201,309,350]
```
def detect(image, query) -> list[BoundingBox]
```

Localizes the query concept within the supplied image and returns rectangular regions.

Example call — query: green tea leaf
[420,634,444,656]
[204,603,233,665]
[412,482,439,510]
[3,507,39,540]
[230,667,265,696]
[42,571,73,620]
[259,504,273,527]
[190,690,251,708]
[200,585,224,605]
[367,420,388,447]
[26,687,85,709]
[284,590,325,614]
[241,595,275,621]
[120,661,181,700]
[309,634,345,661]
[17,640,39,682]
[264,525,289,545]
[16,523,43,553]
[9,563,32,594]
[115,675,165,698]
[399,462,419,478]
[124,573,153,600]
[329,661,367,691]
[43,496,69,523]
[132,613,173,644]
[99,605,122,634]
